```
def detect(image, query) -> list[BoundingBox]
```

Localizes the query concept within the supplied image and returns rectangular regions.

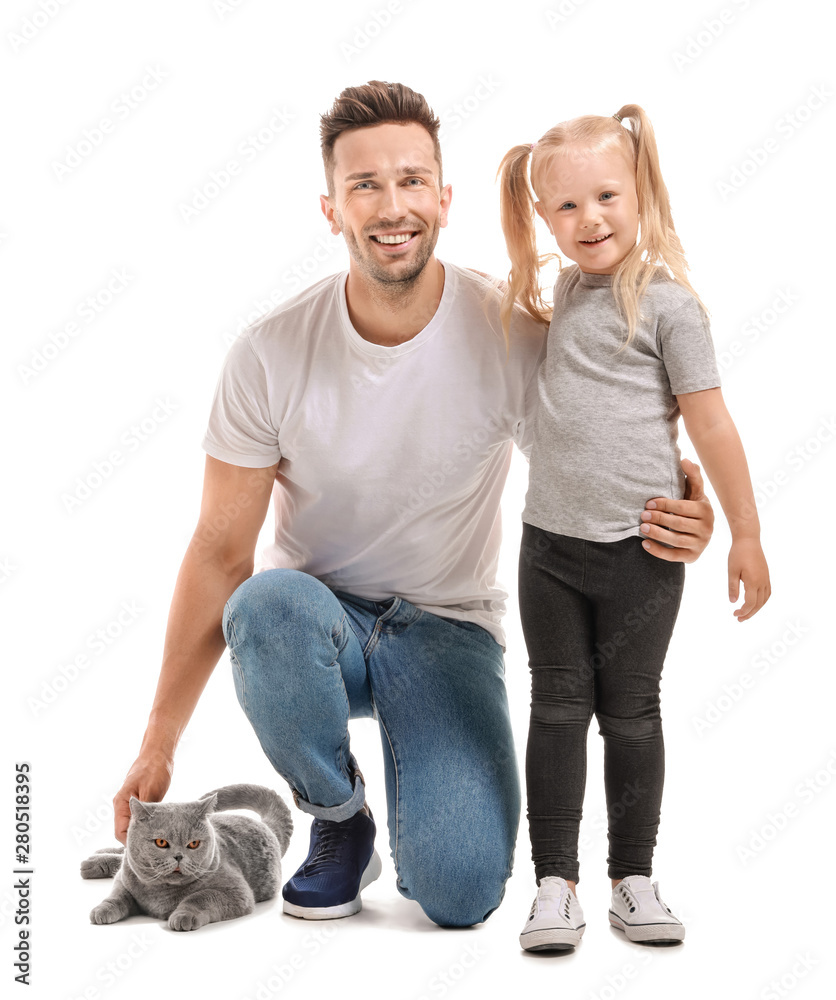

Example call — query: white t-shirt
[201,260,546,648]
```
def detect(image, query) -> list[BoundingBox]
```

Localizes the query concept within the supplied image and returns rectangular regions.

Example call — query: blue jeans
[221,568,520,927]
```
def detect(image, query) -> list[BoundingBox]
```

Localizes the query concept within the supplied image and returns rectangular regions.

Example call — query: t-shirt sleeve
[201,334,281,468]
[657,294,722,395]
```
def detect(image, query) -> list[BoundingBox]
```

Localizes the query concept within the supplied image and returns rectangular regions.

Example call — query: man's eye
[354,182,373,190]
[406,178,423,185]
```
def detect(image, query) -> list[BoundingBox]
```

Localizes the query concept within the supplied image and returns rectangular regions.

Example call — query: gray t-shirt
[523,264,721,543]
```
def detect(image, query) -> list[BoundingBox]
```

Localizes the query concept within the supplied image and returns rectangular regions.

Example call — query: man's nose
[378,181,407,219]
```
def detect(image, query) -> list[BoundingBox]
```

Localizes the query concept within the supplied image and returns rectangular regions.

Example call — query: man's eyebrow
[342,165,435,182]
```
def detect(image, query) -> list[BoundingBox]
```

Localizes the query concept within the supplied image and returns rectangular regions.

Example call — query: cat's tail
[202,784,293,856]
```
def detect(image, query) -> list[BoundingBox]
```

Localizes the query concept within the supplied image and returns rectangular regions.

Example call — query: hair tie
[612,114,622,123]
[530,142,535,150]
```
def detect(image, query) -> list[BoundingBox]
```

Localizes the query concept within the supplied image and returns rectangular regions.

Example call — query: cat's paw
[169,909,209,932]
[81,857,118,879]
[90,901,124,924]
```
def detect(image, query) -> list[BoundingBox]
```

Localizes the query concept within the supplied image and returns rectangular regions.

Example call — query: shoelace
[302,821,350,876]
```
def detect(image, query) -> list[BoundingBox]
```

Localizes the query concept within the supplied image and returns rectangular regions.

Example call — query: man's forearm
[139,543,252,759]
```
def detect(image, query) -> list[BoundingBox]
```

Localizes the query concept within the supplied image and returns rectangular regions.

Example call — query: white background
[3,0,834,998]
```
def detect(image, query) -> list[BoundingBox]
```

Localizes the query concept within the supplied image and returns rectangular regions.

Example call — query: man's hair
[320,80,442,196]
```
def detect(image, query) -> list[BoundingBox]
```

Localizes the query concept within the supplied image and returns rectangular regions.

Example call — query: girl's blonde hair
[496,104,707,347]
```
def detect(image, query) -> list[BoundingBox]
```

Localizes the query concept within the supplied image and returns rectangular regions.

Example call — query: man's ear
[534,200,552,234]
[438,183,453,230]
[320,194,340,235]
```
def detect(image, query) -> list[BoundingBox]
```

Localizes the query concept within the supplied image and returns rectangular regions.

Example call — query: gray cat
[81,783,292,931]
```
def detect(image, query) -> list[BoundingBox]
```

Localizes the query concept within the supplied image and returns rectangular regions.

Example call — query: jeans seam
[225,603,247,712]
[331,615,355,795]
[377,711,400,871]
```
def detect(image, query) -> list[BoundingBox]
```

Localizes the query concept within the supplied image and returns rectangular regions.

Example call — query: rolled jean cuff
[292,771,365,822]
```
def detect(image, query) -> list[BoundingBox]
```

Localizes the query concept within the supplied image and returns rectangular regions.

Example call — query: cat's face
[126,793,219,886]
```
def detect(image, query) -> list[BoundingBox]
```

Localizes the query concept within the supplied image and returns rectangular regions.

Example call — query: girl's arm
[675,387,771,621]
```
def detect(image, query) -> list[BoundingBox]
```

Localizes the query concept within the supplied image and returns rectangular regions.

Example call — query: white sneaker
[609,875,685,943]
[519,876,586,951]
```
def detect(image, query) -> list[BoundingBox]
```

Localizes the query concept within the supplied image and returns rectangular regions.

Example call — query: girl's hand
[729,538,771,621]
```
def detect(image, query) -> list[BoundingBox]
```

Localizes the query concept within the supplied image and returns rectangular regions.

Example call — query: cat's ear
[195,792,218,817]
[128,796,153,820]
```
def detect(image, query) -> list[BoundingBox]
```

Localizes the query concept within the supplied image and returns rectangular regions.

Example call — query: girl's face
[534,145,639,274]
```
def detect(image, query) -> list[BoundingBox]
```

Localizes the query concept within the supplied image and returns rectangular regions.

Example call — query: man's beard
[335,212,439,293]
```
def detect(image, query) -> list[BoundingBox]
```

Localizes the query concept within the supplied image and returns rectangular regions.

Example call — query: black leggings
[518,521,685,883]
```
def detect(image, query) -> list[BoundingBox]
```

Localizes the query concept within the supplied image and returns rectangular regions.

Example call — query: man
[113,81,714,928]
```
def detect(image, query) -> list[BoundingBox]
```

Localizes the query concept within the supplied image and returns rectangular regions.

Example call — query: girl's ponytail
[496,145,552,347]
[611,104,707,346]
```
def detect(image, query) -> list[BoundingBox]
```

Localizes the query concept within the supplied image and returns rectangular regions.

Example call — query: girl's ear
[534,200,552,233]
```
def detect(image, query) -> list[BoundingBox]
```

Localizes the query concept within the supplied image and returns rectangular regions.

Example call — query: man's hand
[113,754,173,844]
[640,459,715,563]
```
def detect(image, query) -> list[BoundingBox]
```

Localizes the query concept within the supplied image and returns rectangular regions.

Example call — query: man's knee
[399,846,513,928]
[223,568,333,648]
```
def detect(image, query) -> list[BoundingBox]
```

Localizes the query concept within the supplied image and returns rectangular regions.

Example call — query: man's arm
[639,458,715,563]
[112,455,278,843]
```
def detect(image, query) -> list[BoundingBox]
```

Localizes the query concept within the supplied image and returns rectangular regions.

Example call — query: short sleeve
[657,295,722,395]
[201,334,281,468]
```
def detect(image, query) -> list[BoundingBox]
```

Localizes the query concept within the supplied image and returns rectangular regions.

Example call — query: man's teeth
[373,233,414,244]
[582,234,611,243]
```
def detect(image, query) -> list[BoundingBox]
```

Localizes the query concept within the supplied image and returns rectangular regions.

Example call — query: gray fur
[81,783,293,932]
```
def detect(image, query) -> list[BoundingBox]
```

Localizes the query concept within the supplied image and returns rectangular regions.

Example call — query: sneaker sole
[608,910,685,943]
[520,922,585,951]
[282,850,383,920]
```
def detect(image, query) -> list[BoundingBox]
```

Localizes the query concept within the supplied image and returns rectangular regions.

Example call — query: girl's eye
[154,839,169,848]
[559,202,576,211]
[600,192,614,200]
[187,840,201,849]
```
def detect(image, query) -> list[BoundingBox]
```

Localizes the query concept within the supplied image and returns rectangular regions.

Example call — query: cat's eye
[187,840,201,849]
[154,838,169,848]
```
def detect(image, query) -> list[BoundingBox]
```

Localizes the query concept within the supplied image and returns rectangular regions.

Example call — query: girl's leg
[519,522,596,886]
[586,537,685,880]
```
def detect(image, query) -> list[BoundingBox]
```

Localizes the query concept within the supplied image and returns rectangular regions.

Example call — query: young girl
[497,105,770,950]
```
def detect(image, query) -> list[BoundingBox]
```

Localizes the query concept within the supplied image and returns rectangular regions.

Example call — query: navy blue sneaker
[282,808,382,919]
